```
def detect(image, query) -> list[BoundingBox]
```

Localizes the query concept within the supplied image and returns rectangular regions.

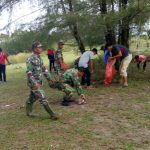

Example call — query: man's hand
[49,80,55,85]
[78,94,86,105]
[80,94,86,100]
[49,80,56,88]
[34,83,41,90]
[109,57,114,61]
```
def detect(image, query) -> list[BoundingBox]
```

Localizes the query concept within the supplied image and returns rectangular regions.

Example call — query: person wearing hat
[105,43,132,87]
[50,67,86,106]
[54,40,65,77]
[78,48,97,90]
[26,41,58,120]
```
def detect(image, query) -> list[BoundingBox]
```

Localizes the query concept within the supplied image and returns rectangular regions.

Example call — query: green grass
[1,49,150,150]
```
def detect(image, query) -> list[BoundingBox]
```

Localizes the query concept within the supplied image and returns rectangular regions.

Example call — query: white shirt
[78,51,94,68]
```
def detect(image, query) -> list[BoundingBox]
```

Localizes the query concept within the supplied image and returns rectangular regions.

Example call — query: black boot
[61,97,72,106]
[26,101,33,116]
[43,101,58,120]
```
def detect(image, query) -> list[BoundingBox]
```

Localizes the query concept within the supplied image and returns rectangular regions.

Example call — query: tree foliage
[0,0,150,54]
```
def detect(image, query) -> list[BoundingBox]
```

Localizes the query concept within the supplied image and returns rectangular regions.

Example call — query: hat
[58,40,64,45]
[32,41,42,50]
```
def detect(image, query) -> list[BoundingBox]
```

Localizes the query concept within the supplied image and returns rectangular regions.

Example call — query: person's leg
[115,59,120,72]
[52,61,55,71]
[143,61,147,71]
[2,65,6,82]
[86,68,91,86]
[120,54,132,86]
[50,60,52,72]
[61,83,75,106]
[137,62,141,70]
[33,89,58,120]
[53,61,56,71]
[26,91,36,116]
[81,70,86,86]
[0,64,2,81]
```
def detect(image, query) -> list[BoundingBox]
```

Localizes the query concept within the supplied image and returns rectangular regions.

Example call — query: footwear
[61,100,70,106]
[123,83,128,87]
[50,113,59,120]
[26,102,33,116]
[43,102,57,117]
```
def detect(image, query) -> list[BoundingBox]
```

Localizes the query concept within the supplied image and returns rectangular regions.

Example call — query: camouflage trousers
[27,89,47,105]
[52,81,76,100]
[26,87,55,116]
[55,63,64,77]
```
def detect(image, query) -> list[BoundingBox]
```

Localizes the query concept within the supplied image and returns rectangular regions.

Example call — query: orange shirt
[0,52,8,65]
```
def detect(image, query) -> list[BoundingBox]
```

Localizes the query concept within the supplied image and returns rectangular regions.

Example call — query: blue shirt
[111,44,130,60]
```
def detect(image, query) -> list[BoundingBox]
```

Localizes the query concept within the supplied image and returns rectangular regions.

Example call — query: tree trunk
[118,0,122,44]
[60,0,85,53]
[119,0,130,48]
[99,0,116,44]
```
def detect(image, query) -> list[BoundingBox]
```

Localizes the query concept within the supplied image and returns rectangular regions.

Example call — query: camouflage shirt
[26,53,52,87]
[63,68,83,95]
[54,48,63,76]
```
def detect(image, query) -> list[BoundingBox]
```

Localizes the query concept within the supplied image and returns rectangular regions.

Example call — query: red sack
[61,61,68,72]
[104,62,116,85]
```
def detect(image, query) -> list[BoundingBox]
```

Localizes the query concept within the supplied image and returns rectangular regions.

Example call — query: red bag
[104,62,116,85]
[61,61,68,72]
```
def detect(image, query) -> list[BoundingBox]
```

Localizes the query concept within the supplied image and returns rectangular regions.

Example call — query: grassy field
[1,49,150,150]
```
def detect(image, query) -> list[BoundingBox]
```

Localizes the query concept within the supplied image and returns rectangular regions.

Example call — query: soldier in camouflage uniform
[26,41,58,120]
[51,67,86,106]
[54,40,65,77]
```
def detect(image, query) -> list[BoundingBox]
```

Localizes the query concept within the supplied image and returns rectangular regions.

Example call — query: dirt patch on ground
[0,102,19,110]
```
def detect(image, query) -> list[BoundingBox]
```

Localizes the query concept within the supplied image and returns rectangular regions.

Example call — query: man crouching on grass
[50,67,86,106]
[26,41,58,120]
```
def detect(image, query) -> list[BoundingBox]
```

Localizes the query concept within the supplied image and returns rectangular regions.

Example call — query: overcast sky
[0,1,149,35]
[0,1,44,34]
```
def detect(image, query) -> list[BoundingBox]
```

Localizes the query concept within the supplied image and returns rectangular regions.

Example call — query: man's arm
[6,58,11,64]
[5,53,11,64]
[109,46,122,60]
[41,60,52,81]
[26,59,39,88]
[89,59,94,73]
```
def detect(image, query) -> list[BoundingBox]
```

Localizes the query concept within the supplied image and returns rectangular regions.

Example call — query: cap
[58,40,64,45]
[32,41,42,50]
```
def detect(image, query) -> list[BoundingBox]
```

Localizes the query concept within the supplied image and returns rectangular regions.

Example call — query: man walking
[26,41,58,120]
